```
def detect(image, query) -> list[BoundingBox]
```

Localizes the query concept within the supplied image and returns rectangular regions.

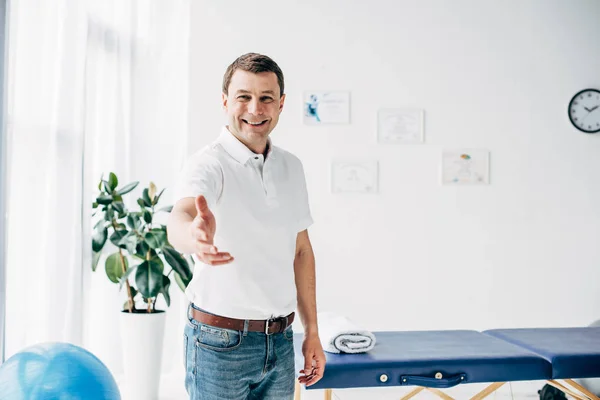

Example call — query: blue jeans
[183,304,296,399]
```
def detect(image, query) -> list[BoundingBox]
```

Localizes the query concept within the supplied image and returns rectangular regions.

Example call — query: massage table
[293,327,600,400]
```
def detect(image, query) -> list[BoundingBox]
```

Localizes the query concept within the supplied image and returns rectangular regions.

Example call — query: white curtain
[5,0,190,383]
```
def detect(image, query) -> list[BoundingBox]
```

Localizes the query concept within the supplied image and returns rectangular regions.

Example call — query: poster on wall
[303,91,350,124]
[377,108,424,144]
[441,149,490,185]
[331,160,378,193]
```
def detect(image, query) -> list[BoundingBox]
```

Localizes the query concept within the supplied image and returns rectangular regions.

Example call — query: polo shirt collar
[219,126,276,164]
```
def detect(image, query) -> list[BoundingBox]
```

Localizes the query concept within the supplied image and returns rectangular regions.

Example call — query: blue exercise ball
[0,342,121,400]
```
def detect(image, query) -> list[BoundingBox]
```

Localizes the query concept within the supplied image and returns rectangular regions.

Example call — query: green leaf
[92,251,102,272]
[118,231,139,255]
[157,205,173,213]
[136,241,150,259]
[143,210,152,224]
[110,230,129,249]
[145,229,167,249]
[153,188,165,205]
[137,198,146,209]
[174,272,187,292]
[142,188,152,207]
[105,252,128,283]
[135,259,163,298]
[108,172,118,191]
[96,195,113,205]
[92,201,99,209]
[92,226,108,252]
[102,180,112,193]
[154,255,164,273]
[160,275,171,307]
[117,181,139,196]
[162,246,192,283]
[112,202,125,214]
[118,264,139,290]
[126,214,138,230]
[104,206,114,221]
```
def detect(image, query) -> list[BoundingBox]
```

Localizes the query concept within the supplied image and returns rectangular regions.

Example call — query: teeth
[246,121,264,125]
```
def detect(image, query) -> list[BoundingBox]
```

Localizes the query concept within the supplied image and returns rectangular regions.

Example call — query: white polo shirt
[173,126,313,320]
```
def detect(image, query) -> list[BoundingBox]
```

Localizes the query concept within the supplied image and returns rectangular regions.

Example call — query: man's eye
[238,95,250,100]
[261,97,273,102]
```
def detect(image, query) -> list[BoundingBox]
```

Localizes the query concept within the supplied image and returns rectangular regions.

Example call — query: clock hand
[589,105,599,112]
[584,107,592,112]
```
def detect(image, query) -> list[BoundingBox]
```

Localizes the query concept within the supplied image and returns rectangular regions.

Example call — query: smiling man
[167,53,325,400]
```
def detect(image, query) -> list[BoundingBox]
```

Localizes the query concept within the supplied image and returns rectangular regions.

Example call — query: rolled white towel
[317,312,376,354]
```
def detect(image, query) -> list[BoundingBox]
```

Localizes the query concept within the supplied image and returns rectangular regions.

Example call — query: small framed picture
[303,91,350,125]
[377,108,424,144]
[441,149,490,185]
[331,160,378,193]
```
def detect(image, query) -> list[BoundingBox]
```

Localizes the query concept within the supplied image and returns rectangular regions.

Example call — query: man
[167,53,326,399]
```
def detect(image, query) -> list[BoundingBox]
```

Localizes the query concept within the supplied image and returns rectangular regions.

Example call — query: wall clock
[568,88,600,134]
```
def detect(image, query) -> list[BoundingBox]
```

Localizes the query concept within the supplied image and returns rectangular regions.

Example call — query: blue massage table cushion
[484,327,600,379]
[294,330,552,390]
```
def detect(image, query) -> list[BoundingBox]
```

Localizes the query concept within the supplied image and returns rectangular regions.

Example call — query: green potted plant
[91,172,193,399]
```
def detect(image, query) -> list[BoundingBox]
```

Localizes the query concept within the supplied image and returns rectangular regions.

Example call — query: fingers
[298,350,326,387]
[194,195,209,217]
[303,356,313,376]
[298,366,322,386]
[194,240,216,254]
[195,247,234,266]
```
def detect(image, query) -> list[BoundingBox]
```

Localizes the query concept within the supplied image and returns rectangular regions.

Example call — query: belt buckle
[265,316,286,335]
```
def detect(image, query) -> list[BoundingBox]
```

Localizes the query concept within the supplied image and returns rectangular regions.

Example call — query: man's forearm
[166,210,196,255]
[294,248,318,336]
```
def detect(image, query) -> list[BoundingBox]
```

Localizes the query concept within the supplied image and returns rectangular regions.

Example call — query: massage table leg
[294,382,301,400]
[401,383,503,400]
[296,380,599,400]
[547,379,600,400]
[563,379,600,400]
[400,387,425,399]
[469,382,506,400]
[427,388,455,399]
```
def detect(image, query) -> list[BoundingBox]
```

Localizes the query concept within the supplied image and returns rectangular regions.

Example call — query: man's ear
[222,93,228,110]
[279,93,286,113]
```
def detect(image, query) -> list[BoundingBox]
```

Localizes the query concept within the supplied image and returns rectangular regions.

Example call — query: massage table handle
[400,373,467,388]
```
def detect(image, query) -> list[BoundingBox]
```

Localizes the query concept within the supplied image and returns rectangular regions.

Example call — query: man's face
[222,69,285,150]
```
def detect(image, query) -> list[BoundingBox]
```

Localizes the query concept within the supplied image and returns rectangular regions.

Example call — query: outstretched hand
[189,195,233,266]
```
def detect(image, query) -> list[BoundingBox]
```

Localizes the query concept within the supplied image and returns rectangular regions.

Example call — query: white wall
[186,0,600,397]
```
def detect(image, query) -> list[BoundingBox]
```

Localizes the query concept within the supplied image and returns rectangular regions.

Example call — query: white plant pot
[119,310,167,400]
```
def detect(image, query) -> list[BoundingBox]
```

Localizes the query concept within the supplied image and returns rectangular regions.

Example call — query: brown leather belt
[190,306,295,335]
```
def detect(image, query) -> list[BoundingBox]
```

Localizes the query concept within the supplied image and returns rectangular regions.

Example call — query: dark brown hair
[222,53,284,97]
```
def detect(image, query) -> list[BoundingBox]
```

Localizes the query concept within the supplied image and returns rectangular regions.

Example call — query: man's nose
[247,99,264,115]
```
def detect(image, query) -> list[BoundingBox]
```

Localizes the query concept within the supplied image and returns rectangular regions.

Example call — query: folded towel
[317,312,376,354]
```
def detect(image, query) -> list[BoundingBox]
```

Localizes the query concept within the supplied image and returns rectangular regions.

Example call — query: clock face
[568,89,600,133]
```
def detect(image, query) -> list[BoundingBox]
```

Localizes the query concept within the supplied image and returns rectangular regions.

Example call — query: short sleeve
[295,159,313,232]
[172,151,223,209]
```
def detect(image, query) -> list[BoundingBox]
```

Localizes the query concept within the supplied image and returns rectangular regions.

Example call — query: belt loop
[243,319,249,336]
